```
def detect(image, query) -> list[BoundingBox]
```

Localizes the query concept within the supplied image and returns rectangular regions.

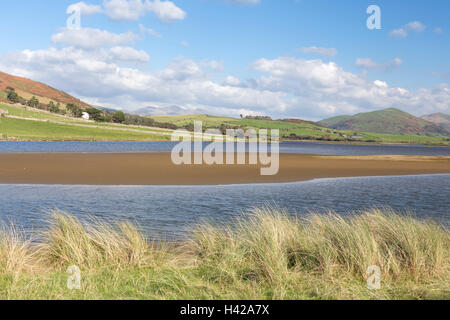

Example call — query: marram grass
[0,208,448,300]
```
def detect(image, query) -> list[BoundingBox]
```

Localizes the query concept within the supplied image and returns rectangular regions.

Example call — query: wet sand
[0,153,449,185]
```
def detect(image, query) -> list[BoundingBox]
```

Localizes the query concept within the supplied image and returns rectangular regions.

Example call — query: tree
[66,103,82,117]
[86,107,104,122]
[48,101,60,113]
[7,91,19,103]
[112,111,125,123]
[27,96,39,108]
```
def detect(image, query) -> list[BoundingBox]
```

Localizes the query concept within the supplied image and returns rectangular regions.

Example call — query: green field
[0,117,170,141]
[1,104,449,144]
[1,208,448,300]
[151,114,450,145]
[0,104,172,132]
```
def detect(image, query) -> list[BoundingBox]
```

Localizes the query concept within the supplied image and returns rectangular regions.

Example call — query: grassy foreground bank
[0,208,449,300]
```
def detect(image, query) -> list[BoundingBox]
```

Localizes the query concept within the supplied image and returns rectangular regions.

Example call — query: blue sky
[1,0,449,120]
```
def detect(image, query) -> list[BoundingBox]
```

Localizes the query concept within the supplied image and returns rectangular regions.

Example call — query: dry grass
[0,208,448,300]
[39,212,150,270]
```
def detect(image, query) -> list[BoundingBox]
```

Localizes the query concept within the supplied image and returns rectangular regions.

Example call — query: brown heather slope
[422,113,450,133]
[0,71,91,108]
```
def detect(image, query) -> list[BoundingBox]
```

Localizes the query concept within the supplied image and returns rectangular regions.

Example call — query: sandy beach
[0,153,449,185]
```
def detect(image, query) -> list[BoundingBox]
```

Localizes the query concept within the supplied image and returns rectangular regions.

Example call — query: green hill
[318,108,449,136]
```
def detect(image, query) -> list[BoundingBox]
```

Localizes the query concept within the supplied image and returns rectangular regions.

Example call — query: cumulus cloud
[1,49,449,119]
[109,46,150,63]
[298,46,338,57]
[355,57,403,72]
[147,0,186,23]
[389,21,426,38]
[103,0,186,23]
[224,75,241,86]
[67,2,103,16]
[51,28,138,48]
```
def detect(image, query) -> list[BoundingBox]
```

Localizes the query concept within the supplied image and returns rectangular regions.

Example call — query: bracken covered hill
[0,71,90,108]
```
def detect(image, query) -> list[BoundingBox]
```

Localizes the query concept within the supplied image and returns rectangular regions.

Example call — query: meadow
[151,114,450,145]
[0,117,171,141]
[1,103,449,144]
[1,208,448,300]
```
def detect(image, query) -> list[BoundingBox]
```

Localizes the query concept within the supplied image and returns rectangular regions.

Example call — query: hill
[421,113,450,133]
[134,106,186,116]
[0,71,91,109]
[318,108,449,136]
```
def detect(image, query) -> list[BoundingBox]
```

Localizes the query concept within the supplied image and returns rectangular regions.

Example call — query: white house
[82,112,90,120]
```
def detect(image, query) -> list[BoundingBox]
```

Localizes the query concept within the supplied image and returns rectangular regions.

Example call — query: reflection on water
[1,174,449,240]
[0,140,449,156]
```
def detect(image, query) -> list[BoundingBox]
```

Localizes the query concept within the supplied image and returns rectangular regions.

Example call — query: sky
[0,0,449,120]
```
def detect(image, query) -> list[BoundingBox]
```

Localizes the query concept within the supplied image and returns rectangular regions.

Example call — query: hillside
[0,71,91,109]
[421,113,450,133]
[318,108,449,136]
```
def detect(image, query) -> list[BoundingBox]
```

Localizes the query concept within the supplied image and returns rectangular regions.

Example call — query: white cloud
[434,27,443,35]
[389,21,426,38]
[180,41,189,47]
[109,46,150,63]
[374,80,388,88]
[103,0,186,23]
[1,49,449,119]
[147,0,186,23]
[298,46,338,57]
[103,0,147,20]
[355,57,403,72]
[139,24,162,38]
[51,28,138,48]
[200,60,224,71]
[224,76,241,86]
[67,2,103,16]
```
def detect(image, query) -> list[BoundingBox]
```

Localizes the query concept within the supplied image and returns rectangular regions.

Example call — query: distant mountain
[0,71,91,109]
[134,105,186,116]
[97,106,119,113]
[421,113,450,133]
[318,108,449,136]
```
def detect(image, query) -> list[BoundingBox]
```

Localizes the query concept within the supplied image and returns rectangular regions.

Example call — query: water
[1,174,449,240]
[0,140,450,155]
[1,141,448,239]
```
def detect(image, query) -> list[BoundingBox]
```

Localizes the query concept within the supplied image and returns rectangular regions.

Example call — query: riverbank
[1,208,448,300]
[0,153,449,185]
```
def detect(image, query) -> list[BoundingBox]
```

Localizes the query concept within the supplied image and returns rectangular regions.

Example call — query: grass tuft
[0,208,448,300]
[39,211,150,270]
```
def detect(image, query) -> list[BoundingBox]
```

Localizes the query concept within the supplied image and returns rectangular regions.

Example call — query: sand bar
[0,153,449,185]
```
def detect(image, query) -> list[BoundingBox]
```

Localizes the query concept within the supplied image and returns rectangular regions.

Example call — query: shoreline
[1,139,450,146]
[0,152,449,185]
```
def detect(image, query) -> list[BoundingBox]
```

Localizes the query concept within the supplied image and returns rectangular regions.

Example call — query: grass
[151,114,450,145]
[0,117,171,141]
[1,104,449,144]
[0,104,173,133]
[0,208,448,300]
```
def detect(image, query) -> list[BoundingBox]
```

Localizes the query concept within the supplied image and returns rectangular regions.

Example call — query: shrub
[113,111,126,123]
[7,91,19,103]
[27,96,39,108]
